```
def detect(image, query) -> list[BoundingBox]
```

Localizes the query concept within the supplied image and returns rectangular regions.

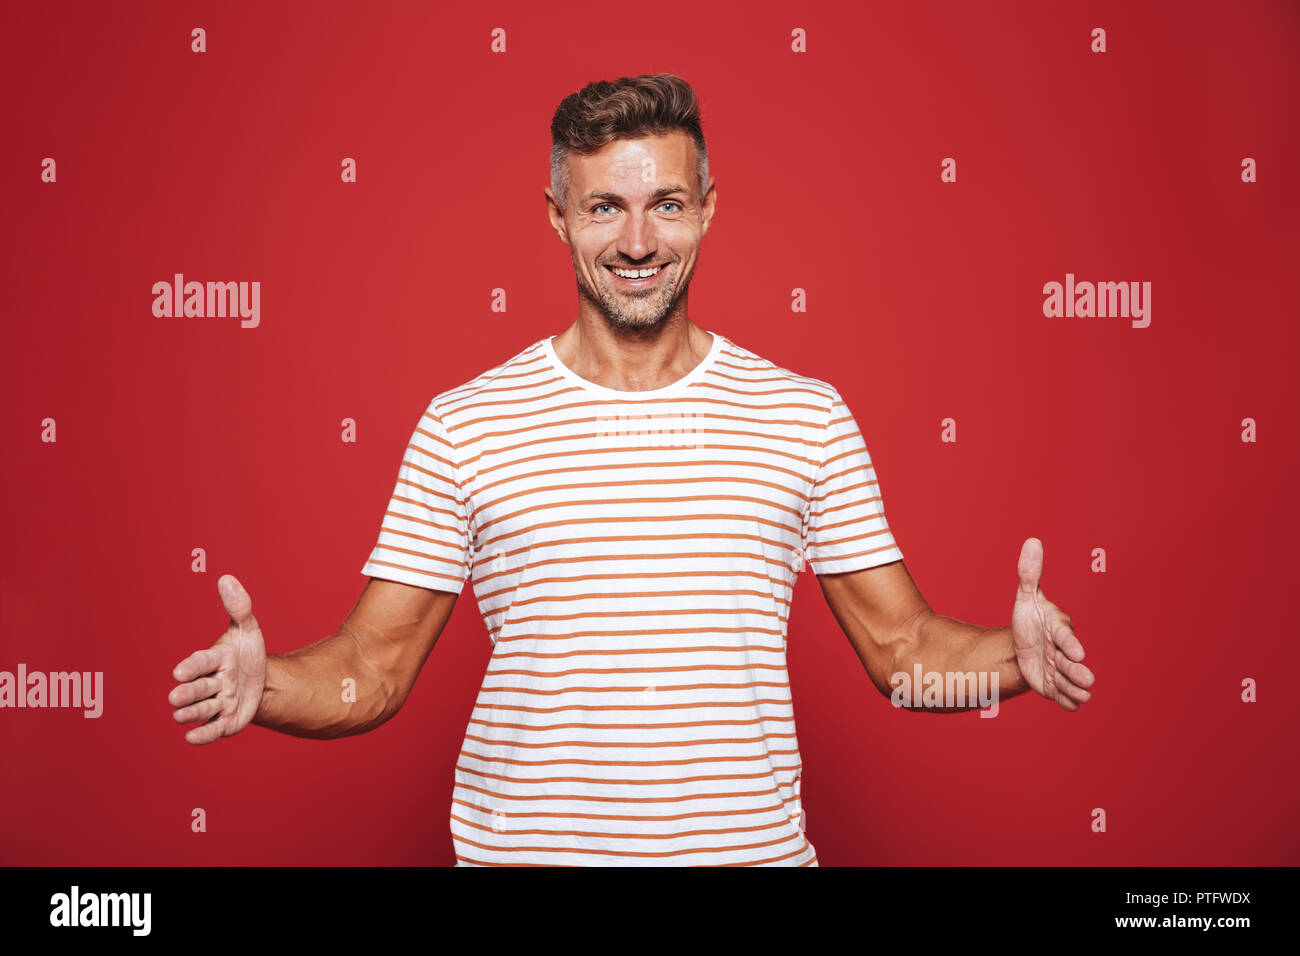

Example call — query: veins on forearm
[895,610,1025,696]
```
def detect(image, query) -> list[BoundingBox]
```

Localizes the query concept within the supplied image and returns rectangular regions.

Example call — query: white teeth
[611,265,662,279]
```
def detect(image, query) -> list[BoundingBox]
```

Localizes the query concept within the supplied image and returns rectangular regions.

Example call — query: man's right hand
[169,574,268,745]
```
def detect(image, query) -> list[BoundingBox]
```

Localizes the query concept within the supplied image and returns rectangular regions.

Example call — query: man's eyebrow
[582,184,690,204]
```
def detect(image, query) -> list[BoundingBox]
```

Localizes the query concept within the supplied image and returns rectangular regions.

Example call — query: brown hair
[550,73,709,213]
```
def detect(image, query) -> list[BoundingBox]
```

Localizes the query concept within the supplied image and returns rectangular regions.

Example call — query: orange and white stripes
[362,330,903,865]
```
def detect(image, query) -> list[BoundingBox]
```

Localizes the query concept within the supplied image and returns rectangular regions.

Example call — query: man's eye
[658,202,682,213]
[594,203,617,214]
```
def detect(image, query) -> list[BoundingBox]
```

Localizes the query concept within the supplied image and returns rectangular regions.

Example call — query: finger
[168,675,221,708]
[1056,676,1092,704]
[174,697,223,725]
[1049,653,1092,704]
[1016,537,1043,597]
[1039,596,1072,631]
[185,714,228,746]
[218,574,256,630]
[1055,690,1081,712]
[1052,620,1086,662]
[172,647,223,682]
[1064,660,1095,688]
[1054,649,1096,688]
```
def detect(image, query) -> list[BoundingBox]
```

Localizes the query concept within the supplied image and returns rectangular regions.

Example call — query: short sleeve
[802,387,904,575]
[361,402,473,594]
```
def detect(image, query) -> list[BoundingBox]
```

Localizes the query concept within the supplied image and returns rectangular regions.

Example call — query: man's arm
[253,578,459,738]
[816,561,1029,711]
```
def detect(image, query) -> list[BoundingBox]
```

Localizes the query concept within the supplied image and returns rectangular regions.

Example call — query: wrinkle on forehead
[571,134,696,192]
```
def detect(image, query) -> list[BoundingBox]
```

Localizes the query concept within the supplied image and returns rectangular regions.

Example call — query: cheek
[574,233,614,263]
[572,244,601,270]
[661,229,698,257]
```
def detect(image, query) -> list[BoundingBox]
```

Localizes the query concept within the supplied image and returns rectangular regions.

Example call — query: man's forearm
[891,609,1029,711]
[253,626,398,738]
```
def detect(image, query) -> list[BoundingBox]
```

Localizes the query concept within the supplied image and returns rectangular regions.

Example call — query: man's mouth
[605,263,666,282]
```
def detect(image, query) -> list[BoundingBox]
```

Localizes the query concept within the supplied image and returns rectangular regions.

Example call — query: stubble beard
[574,257,689,333]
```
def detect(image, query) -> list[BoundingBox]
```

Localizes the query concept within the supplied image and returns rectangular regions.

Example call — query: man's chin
[576,276,678,330]
[604,311,668,332]
[592,293,670,329]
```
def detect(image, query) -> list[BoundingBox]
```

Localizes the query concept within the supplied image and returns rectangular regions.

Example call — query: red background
[2,0,1297,866]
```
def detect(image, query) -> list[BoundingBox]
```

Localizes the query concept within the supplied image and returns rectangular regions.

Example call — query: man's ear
[700,177,717,237]
[544,187,571,245]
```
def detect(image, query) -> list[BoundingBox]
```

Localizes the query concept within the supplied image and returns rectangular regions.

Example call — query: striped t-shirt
[361,329,904,866]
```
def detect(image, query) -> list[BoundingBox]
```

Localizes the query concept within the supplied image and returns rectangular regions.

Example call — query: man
[169,73,1095,866]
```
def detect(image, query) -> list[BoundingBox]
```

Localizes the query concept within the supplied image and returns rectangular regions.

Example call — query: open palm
[1011,538,1095,712]
[168,574,267,744]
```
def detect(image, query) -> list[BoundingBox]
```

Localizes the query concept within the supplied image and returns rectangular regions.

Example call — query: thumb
[1016,537,1043,597]
[217,573,256,631]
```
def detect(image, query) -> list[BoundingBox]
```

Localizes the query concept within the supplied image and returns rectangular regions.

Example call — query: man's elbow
[340,625,407,734]
[871,614,929,706]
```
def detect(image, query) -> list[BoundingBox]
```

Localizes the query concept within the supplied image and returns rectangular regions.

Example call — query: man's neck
[551,311,712,392]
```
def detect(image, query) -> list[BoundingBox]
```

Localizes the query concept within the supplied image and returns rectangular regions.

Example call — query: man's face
[546,131,716,331]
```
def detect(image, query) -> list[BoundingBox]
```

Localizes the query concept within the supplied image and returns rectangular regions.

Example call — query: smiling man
[168,73,1096,867]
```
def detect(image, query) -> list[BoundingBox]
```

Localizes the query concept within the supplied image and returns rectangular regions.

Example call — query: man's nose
[617,212,657,261]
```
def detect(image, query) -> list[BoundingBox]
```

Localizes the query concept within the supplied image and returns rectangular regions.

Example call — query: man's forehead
[571,133,694,183]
